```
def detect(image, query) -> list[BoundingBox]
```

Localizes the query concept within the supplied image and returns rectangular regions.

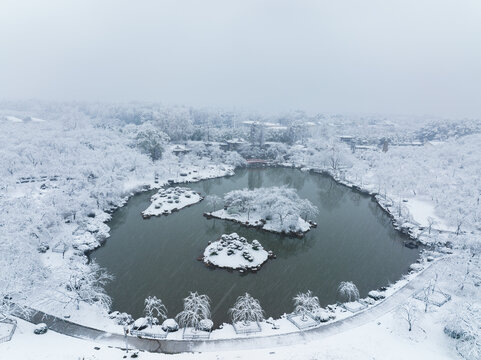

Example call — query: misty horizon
[1,0,480,118]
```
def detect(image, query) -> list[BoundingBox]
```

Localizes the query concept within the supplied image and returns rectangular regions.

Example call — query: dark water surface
[92,168,419,326]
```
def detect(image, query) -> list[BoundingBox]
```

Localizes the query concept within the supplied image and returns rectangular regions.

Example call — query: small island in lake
[203,233,274,272]
[142,187,202,218]
[205,186,318,236]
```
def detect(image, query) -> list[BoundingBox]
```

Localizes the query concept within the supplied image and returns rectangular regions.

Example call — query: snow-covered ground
[1,104,480,359]
[1,288,459,360]
[142,187,203,218]
[209,209,312,235]
[203,233,270,271]
[404,198,454,232]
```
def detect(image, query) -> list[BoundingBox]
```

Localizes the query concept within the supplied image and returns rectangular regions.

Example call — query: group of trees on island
[217,186,319,230]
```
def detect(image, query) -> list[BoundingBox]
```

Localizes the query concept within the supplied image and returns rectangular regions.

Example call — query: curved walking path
[13,258,444,354]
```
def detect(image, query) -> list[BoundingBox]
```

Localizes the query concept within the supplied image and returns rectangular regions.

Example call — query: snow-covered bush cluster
[142,187,202,218]
[203,233,270,271]
[209,186,318,235]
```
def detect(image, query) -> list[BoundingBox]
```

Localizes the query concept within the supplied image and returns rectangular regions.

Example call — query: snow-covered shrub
[198,319,213,332]
[161,318,179,332]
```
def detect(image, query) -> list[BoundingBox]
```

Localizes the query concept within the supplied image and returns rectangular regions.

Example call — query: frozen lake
[91,167,420,326]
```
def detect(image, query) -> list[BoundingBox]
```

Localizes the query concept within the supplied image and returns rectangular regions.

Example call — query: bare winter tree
[144,296,167,328]
[459,262,481,292]
[399,301,418,332]
[205,194,221,212]
[427,216,436,234]
[327,145,342,171]
[175,292,211,331]
[337,281,360,302]
[293,290,321,321]
[422,284,432,313]
[455,209,466,236]
[229,293,265,326]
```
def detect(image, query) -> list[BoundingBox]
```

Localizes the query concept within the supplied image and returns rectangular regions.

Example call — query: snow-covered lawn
[203,233,270,271]
[404,198,454,232]
[0,320,15,340]
[142,187,202,218]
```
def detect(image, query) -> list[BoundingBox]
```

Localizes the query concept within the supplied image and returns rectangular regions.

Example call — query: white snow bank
[209,209,312,235]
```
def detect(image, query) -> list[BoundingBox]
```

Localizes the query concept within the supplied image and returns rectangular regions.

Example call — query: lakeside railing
[0,318,17,343]
[130,329,168,339]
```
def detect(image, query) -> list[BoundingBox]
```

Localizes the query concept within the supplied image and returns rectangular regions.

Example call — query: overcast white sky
[1,0,480,116]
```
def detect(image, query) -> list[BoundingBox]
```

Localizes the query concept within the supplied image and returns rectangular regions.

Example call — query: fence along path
[11,259,442,354]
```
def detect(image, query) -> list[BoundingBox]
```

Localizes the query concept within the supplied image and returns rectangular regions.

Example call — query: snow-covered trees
[60,263,112,311]
[205,194,221,212]
[293,290,320,320]
[131,122,170,161]
[337,281,360,302]
[216,186,318,234]
[229,293,265,325]
[144,296,167,328]
[0,234,46,320]
[445,303,481,360]
[175,292,211,330]
[399,301,418,332]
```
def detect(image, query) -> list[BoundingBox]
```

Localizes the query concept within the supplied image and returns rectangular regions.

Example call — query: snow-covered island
[203,233,273,272]
[142,187,203,218]
[205,187,318,237]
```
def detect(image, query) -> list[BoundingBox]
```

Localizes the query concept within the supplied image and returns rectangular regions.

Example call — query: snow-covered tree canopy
[293,290,321,320]
[175,292,211,330]
[213,186,318,234]
[229,293,265,325]
[144,296,167,328]
[60,262,113,311]
[126,122,170,161]
[337,281,360,302]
